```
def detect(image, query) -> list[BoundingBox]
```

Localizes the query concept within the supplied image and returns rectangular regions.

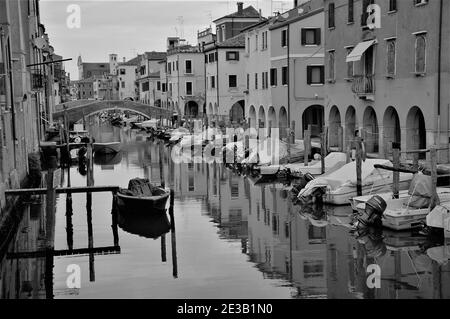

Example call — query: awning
[346,40,377,62]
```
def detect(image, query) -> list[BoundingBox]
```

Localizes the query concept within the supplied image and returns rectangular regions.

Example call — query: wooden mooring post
[304,125,311,167]
[169,189,178,278]
[355,137,363,196]
[392,144,400,199]
[430,145,439,209]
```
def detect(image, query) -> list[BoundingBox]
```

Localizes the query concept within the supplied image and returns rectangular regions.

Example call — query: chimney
[294,0,298,7]
[237,2,243,13]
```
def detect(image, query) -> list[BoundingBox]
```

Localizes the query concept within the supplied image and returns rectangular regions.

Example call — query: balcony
[351,74,375,98]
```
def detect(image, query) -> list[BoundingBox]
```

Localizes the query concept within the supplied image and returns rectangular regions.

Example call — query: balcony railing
[351,74,375,96]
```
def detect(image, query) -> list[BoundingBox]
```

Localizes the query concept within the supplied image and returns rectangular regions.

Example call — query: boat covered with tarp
[117,178,170,212]
[297,159,413,205]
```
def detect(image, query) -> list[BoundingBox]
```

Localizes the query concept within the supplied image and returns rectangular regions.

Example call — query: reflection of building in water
[326,224,450,299]
[0,203,48,299]
[173,162,208,200]
[247,183,327,298]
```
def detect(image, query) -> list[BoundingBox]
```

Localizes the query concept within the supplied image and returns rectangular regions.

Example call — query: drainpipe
[203,42,207,125]
[437,0,443,157]
[287,23,291,136]
[215,42,220,122]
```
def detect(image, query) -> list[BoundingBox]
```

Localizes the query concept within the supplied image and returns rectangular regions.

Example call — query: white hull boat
[285,152,347,176]
[297,159,413,205]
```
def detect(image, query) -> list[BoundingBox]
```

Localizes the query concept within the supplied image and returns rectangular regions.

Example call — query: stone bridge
[53,100,174,125]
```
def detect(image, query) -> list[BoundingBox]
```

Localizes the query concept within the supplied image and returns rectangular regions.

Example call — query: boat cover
[123,178,161,196]
[285,152,347,172]
[407,173,434,208]
[426,202,450,228]
[298,159,394,199]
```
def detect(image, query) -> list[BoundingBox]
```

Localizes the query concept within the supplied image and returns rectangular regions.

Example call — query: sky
[40,0,295,80]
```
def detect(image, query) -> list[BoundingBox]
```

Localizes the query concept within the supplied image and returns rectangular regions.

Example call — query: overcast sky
[40,0,295,80]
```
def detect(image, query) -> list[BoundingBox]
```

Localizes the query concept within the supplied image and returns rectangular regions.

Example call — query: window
[389,0,397,11]
[261,32,265,50]
[281,66,288,85]
[265,72,268,89]
[216,27,221,42]
[121,82,125,88]
[281,29,288,47]
[215,52,218,61]
[307,65,324,85]
[328,50,335,81]
[246,37,250,53]
[169,83,172,93]
[157,81,161,91]
[221,25,226,42]
[185,60,192,73]
[162,83,166,92]
[205,55,208,63]
[176,60,179,71]
[348,0,354,23]
[226,51,239,61]
[246,74,249,90]
[255,34,258,51]
[301,28,321,46]
[231,182,239,198]
[228,75,237,88]
[120,69,126,75]
[361,0,374,27]
[261,72,265,89]
[211,76,215,89]
[386,39,396,76]
[186,82,193,95]
[328,3,335,28]
[208,52,215,63]
[142,82,149,91]
[415,33,426,73]
[346,47,355,78]
[254,73,258,89]
[270,68,277,86]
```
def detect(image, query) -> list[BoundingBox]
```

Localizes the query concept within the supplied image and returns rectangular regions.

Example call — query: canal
[1,122,449,299]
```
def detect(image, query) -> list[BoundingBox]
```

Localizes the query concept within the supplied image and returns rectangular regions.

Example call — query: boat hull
[93,142,121,154]
[116,190,170,212]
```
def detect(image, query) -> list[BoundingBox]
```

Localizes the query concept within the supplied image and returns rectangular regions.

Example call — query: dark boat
[116,178,170,212]
[118,208,171,239]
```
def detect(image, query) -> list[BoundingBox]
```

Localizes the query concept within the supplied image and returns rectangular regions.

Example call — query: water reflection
[1,121,449,299]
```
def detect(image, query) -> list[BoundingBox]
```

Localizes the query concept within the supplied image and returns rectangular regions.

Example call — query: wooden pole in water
[304,125,311,167]
[159,142,165,188]
[392,145,400,199]
[338,126,343,152]
[86,137,95,282]
[161,234,167,262]
[111,191,119,247]
[430,146,439,209]
[169,189,178,278]
[321,131,326,175]
[268,121,272,159]
[355,137,362,196]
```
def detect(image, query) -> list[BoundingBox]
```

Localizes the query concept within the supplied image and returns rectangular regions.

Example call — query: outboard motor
[304,173,315,182]
[355,195,387,229]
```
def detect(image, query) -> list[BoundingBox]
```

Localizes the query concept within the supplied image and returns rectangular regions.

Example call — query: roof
[269,2,324,31]
[240,17,270,33]
[119,56,140,66]
[217,33,246,48]
[213,5,260,22]
[143,51,167,60]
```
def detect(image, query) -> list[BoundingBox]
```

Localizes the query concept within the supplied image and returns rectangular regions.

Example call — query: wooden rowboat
[116,179,170,212]
[93,142,121,154]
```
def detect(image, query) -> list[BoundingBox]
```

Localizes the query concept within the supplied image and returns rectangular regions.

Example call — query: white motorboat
[285,152,347,176]
[135,119,158,129]
[297,159,413,205]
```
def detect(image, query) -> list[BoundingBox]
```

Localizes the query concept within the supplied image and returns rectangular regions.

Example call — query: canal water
[1,122,450,299]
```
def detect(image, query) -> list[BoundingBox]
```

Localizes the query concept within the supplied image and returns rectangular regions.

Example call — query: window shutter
[307,66,312,84]
[320,66,325,84]
[315,29,321,45]
[301,29,307,45]
[236,51,239,61]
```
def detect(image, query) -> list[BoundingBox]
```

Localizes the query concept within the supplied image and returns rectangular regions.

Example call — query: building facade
[269,2,325,140]
[135,51,166,105]
[323,0,450,161]
[166,38,205,118]
[117,56,139,101]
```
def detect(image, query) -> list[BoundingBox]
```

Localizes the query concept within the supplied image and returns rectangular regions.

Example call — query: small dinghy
[116,178,170,212]
[93,141,121,154]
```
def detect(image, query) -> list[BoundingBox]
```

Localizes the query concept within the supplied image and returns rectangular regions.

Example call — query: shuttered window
[307,66,324,85]
[301,28,321,45]
[415,34,426,73]
[387,40,396,75]
[270,68,277,86]
[328,3,335,28]
[348,0,354,23]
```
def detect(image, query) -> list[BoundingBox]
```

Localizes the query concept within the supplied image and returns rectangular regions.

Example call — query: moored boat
[93,141,121,154]
[116,178,170,212]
